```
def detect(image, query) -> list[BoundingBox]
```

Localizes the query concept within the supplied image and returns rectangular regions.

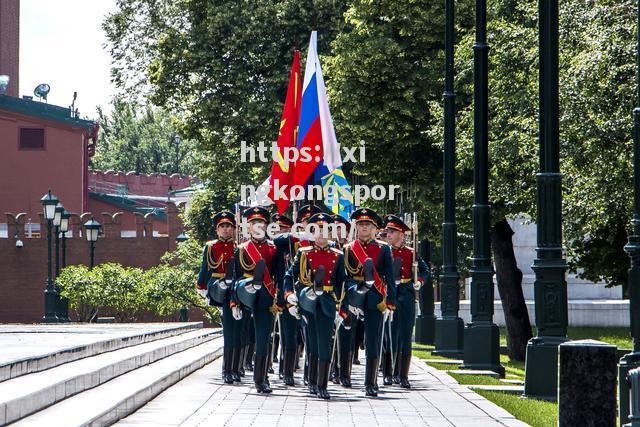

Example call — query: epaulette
[375,239,390,246]
[330,247,343,255]
[206,239,217,247]
[299,245,314,252]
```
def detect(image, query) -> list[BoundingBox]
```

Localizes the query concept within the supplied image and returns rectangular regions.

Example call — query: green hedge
[56,239,220,324]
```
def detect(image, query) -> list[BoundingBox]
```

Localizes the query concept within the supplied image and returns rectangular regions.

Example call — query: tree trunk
[490,218,532,361]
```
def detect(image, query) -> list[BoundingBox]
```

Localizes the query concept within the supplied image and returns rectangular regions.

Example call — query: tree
[324,0,474,244]
[104,0,351,211]
[92,98,198,175]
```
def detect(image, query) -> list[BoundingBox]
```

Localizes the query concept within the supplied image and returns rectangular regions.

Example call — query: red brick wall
[0,202,205,324]
[0,112,86,221]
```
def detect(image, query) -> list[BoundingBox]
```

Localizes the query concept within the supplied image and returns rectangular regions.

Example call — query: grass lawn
[498,326,632,350]
[415,326,630,426]
[475,390,557,427]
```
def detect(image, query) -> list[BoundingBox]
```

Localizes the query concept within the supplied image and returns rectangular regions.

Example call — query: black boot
[254,354,266,392]
[238,346,246,377]
[223,347,234,384]
[303,357,309,385]
[365,357,378,397]
[254,355,272,393]
[400,353,412,389]
[392,352,401,384]
[383,351,393,385]
[308,356,318,395]
[339,352,352,388]
[283,351,295,386]
[244,343,254,372]
[353,349,360,365]
[317,360,331,400]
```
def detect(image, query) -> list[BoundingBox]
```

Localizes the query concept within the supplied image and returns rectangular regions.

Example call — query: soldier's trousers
[338,312,356,352]
[301,308,318,358]
[253,308,274,356]
[364,308,383,358]
[280,310,299,352]
[315,309,334,362]
[222,303,243,349]
[396,296,416,355]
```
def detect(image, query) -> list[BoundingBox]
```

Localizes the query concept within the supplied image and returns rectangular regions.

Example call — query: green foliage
[94,263,145,322]
[103,0,640,286]
[92,98,198,176]
[57,248,220,324]
[325,0,474,245]
[56,265,103,322]
[104,0,350,207]
[183,188,228,244]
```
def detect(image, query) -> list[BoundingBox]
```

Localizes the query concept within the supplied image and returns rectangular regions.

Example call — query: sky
[20,0,118,119]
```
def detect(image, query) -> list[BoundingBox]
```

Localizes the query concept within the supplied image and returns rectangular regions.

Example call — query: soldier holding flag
[285,213,349,399]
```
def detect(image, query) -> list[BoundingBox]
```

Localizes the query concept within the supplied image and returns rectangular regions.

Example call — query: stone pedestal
[558,339,617,426]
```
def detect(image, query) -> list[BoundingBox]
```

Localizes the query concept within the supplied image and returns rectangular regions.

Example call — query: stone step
[424,359,462,365]
[447,369,501,378]
[12,336,223,427]
[0,328,220,425]
[467,384,524,394]
[0,322,203,383]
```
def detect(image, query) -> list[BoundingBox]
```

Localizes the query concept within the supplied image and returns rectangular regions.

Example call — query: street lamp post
[619,1,640,424]
[176,232,189,322]
[40,190,59,323]
[523,0,569,400]
[83,218,101,270]
[460,0,504,377]
[58,210,70,322]
[52,203,64,321]
[434,0,464,358]
[174,135,181,174]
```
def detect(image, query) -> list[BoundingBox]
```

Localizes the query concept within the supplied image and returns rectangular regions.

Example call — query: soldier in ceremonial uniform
[273,204,321,386]
[270,213,294,383]
[383,214,430,388]
[285,213,348,399]
[196,211,241,384]
[344,208,396,397]
[233,207,281,393]
[330,214,357,387]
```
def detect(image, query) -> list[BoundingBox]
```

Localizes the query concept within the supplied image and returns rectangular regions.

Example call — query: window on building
[19,128,45,149]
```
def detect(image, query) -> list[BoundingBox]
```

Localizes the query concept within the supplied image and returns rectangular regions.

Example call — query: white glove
[197,288,208,299]
[334,312,344,328]
[348,305,363,317]
[286,293,298,305]
[413,280,422,291]
[232,305,243,320]
[218,279,229,290]
[288,305,301,319]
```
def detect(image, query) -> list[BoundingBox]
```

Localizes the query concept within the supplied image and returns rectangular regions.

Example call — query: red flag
[268,50,302,214]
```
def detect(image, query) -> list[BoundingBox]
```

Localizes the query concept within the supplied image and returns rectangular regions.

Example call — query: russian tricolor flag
[293,31,353,219]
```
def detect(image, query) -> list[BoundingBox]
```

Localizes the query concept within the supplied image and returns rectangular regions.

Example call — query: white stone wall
[435,300,629,327]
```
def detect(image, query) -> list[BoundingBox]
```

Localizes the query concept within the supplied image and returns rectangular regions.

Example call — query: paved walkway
[117,354,528,427]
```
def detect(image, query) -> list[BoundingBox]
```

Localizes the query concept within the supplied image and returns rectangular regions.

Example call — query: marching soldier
[233,207,282,393]
[344,208,396,397]
[383,214,430,388]
[196,211,241,384]
[285,213,348,399]
[273,204,321,386]
[270,213,294,383]
[330,214,357,387]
